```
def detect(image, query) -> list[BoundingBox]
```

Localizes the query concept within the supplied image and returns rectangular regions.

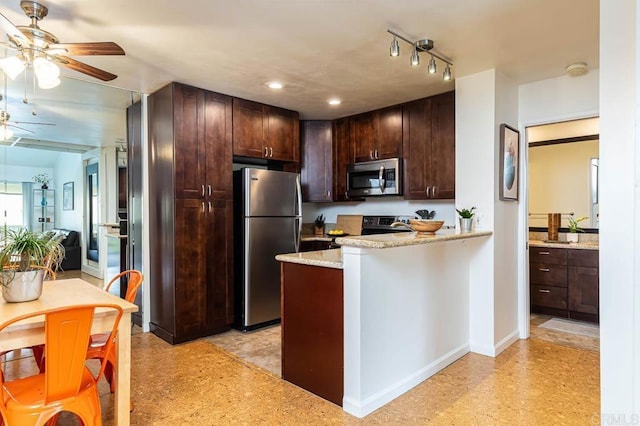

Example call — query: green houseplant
[456,207,476,232]
[33,173,51,189]
[566,216,588,243]
[0,229,65,302]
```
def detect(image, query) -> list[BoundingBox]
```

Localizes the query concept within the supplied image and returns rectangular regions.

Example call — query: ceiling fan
[0,1,125,85]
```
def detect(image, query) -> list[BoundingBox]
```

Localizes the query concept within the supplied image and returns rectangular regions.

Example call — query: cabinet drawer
[530,247,567,265]
[531,285,567,310]
[567,249,599,268]
[530,263,567,287]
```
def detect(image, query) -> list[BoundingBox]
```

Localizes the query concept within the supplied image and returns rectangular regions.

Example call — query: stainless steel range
[360,215,413,235]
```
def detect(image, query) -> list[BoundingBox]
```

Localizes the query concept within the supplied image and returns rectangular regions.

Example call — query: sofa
[52,229,81,270]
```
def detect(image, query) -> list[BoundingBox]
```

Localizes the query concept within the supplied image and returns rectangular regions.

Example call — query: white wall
[599,0,639,416]
[303,199,456,226]
[0,165,54,185]
[54,152,83,232]
[455,70,497,356]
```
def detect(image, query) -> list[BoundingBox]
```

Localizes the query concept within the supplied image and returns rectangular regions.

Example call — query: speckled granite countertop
[300,235,333,242]
[529,240,599,250]
[335,229,492,249]
[276,248,343,269]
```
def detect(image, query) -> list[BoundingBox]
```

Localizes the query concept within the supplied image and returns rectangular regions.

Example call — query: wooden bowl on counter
[408,219,445,234]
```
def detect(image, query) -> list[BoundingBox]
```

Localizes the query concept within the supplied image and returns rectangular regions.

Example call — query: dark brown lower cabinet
[281,262,343,406]
[299,240,332,252]
[530,247,599,323]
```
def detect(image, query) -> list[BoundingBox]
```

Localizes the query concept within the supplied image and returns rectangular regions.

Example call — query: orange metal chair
[0,303,123,426]
[86,270,143,393]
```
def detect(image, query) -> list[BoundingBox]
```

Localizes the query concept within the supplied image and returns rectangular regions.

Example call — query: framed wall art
[499,124,520,201]
[63,182,74,210]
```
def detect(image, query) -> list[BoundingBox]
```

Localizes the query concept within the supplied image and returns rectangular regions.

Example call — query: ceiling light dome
[565,62,588,77]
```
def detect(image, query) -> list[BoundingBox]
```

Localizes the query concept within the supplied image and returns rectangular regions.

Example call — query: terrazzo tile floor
[1,269,600,424]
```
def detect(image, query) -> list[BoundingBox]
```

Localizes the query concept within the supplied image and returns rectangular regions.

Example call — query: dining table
[0,278,138,425]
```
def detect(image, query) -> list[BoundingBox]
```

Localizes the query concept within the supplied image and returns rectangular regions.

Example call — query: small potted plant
[456,207,476,232]
[314,214,325,236]
[33,173,51,189]
[0,229,64,302]
[566,216,588,243]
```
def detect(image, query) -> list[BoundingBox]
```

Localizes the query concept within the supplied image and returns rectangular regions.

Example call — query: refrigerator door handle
[295,174,302,217]
[294,217,301,253]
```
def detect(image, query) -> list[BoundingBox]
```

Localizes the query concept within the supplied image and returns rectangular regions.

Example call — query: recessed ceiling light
[267,81,284,89]
[328,99,341,106]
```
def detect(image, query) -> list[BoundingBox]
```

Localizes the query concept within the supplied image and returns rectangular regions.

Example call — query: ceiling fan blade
[10,120,55,126]
[53,55,117,81]
[47,42,125,56]
[0,11,30,47]
[8,123,35,133]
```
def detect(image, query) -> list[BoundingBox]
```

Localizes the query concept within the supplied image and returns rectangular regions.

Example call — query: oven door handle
[379,165,386,192]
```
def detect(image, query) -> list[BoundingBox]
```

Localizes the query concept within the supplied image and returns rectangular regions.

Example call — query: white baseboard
[343,344,469,418]
[470,329,520,357]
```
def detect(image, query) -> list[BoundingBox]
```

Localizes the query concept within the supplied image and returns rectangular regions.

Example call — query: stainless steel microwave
[346,158,402,197]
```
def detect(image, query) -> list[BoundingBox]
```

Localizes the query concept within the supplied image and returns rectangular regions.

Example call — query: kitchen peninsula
[276,229,492,418]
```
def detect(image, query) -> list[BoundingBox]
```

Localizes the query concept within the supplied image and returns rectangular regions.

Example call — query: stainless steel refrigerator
[234,168,302,331]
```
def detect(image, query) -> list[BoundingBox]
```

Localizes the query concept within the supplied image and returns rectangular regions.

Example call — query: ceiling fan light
[0,56,26,80]
[34,57,61,81]
[37,76,61,89]
[0,126,13,141]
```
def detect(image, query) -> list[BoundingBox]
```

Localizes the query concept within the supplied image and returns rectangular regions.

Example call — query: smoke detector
[565,62,588,77]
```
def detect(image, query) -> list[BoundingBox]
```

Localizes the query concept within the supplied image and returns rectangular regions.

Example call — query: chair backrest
[105,269,143,303]
[0,303,123,405]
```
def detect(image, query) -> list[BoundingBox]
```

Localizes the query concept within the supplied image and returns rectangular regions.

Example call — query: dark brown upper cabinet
[403,91,455,200]
[351,105,403,163]
[232,98,299,162]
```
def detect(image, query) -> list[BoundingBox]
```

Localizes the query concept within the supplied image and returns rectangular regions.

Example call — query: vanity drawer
[530,263,567,287]
[531,285,567,310]
[567,249,599,267]
[530,247,567,265]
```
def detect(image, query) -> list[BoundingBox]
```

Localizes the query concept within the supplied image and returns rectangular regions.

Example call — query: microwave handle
[379,165,386,192]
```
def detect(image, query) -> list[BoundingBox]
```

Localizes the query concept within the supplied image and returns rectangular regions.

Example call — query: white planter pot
[566,233,579,243]
[1,270,45,303]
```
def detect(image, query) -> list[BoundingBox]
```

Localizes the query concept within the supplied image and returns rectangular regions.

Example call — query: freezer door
[243,217,299,327]
[243,168,301,217]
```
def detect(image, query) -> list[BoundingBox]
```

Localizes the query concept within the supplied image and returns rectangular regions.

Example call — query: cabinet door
[174,198,208,337]
[206,199,234,329]
[204,91,233,199]
[301,121,333,202]
[266,106,299,162]
[333,118,353,201]
[233,98,265,158]
[351,112,376,162]
[402,98,431,199]
[375,105,403,160]
[430,91,455,199]
[568,266,599,315]
[174,84,206,199]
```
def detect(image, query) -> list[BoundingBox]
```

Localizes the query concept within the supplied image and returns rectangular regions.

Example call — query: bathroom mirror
[527,118,599,230]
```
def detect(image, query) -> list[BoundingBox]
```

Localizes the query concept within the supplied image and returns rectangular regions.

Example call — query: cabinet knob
[370,150,374,159]
[432,186,437,197]
[201,184,205,197]
[269,147,273,158]
[425,186,430,198]
[202,202,205,213]
[264,147,268,157]
[538,268,550,272]
[208,201,212,213]
[327,191,331,198]
[374,149,379,159]
[208,185,212,197]
[539,252,550,255]
[538,289,551,293]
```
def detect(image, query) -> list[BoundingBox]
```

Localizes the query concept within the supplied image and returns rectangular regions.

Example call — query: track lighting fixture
[390,36,400,57]
[428,56,437,74]
[387,29,454,81]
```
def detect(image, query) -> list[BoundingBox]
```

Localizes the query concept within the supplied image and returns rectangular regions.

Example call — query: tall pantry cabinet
[148,82,233,344]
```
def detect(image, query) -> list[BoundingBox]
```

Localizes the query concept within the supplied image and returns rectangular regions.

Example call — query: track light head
[390,36,400,57]
[410,47,420,66]
[428,56,437,74]
[443,64,452,81]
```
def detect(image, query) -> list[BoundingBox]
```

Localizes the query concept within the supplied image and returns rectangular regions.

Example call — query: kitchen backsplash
[303,199,456,227]
[529,231,599,243]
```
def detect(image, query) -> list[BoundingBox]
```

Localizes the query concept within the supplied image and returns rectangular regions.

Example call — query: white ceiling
[0,0,599,151]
